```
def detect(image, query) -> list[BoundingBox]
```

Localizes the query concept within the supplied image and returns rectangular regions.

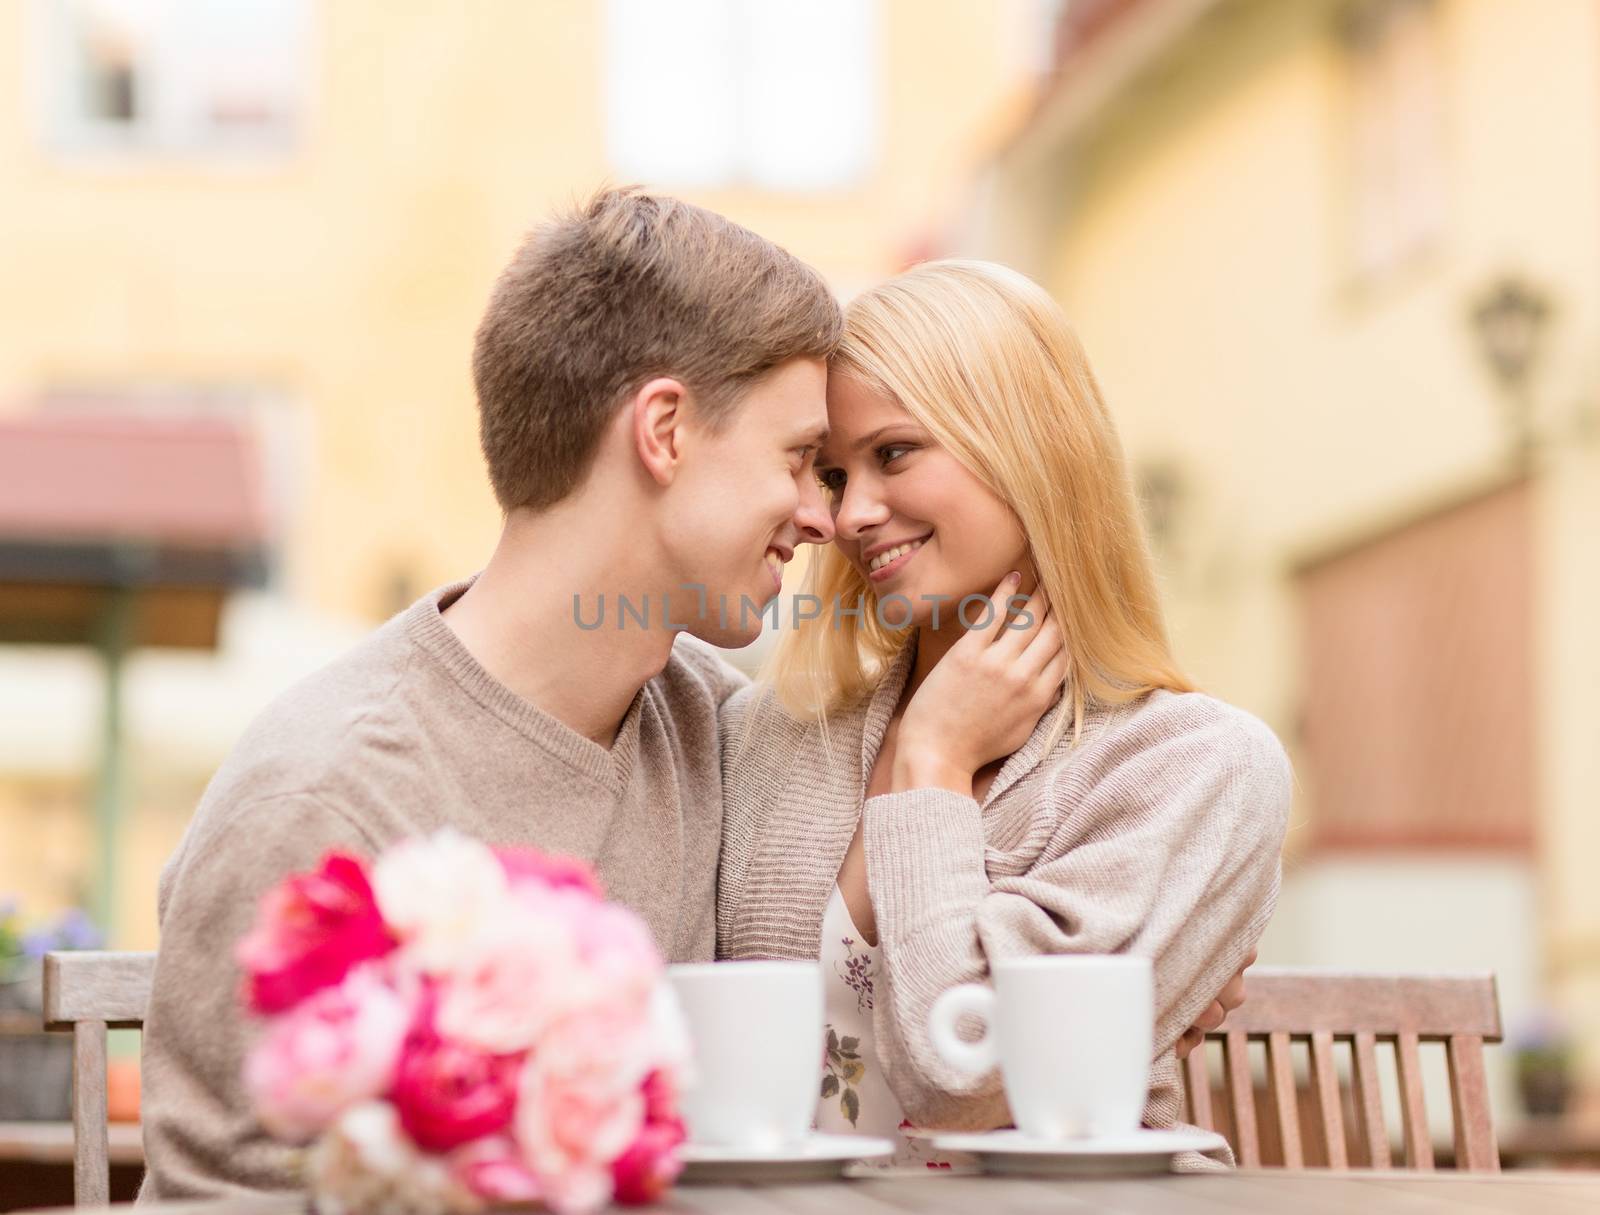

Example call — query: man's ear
[631,377,690,487]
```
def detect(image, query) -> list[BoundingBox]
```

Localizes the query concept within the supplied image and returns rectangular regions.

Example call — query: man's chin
[682,619,764,651]
[668,580,780,649]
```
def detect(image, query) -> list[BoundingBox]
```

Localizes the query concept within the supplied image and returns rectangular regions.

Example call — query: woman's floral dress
[814,885,970,1172]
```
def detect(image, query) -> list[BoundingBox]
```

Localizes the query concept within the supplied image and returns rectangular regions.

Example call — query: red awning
[0,412,270,647]
[0,412,267,548]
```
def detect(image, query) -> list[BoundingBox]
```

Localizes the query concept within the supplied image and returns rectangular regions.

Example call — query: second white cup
[929,954,1153,1140]
[667,960,823,1149]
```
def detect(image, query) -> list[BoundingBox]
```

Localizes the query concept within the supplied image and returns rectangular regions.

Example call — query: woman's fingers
[1018,609,1062,666]
[962,572,1022,646]
[1036,649,1070,695]
[993,586,1048,654]
[1194,999,1228,1034]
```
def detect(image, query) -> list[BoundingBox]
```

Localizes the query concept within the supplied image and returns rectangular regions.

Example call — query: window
[1341,0,1446,278]
[1296,481,1534,851]
[605,0,877,191]
[34,0,310,158]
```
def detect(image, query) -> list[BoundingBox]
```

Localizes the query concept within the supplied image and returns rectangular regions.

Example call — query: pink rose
[449,1134,542,1206]
[237,852,396,1014]
[392,1012,522,1153]
[611,1071,685,1206]
[496,846,604,898]
[243,966,410,1142]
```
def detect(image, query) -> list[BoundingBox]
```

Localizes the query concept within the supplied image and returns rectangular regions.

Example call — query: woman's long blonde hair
[763,259,1194,745]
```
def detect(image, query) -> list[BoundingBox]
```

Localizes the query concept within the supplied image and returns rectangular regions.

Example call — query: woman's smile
[864,534,930,582]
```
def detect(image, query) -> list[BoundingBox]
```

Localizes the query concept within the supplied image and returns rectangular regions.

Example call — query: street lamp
[1469,276,1552,466]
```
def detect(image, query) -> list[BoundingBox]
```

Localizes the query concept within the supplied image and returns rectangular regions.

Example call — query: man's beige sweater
[140,580,744,1201]
[717,642,1291,1137]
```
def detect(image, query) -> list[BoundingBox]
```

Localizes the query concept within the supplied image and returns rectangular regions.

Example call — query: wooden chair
[42,950,156,1206]
[1182,967,1502,1171]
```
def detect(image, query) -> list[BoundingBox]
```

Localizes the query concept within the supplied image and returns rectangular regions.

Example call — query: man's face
[661,357,835,647]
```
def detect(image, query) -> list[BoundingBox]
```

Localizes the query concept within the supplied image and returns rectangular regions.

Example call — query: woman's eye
[879,444,913,465]
[816,469,845,493]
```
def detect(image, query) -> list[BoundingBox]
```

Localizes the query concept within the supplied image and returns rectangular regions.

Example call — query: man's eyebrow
[792,424,830,447]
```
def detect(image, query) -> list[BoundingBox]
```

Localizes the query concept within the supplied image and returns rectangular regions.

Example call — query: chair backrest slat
[1223,1029,1261,1167]
[1308,1030,1347,1169]
[72,1021,111,1207]
[1350,1030,1391,1168]
[1183,1048,1214,1131]
[1198,968,1499,1172]
[1265,1030,1303,1167]
[1447,1034,1498,1172]
[1394,1029,1435,1168]
[42,950,157,1206]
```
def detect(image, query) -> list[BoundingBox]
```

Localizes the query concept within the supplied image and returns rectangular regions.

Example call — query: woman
[716,260,1291,1165]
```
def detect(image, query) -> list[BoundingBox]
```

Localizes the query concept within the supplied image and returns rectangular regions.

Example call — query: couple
[141,188,1290,1198]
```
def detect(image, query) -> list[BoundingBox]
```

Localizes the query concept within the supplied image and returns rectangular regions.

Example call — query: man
[141,188,839,1198]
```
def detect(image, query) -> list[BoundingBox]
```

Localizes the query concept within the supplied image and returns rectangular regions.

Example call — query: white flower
[371,830,510,974]
[307,1103,479,1215]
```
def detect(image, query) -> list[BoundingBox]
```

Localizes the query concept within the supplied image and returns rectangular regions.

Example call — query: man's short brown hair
[472,187,842,512]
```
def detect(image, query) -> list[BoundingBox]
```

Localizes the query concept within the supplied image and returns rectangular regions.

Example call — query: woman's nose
[834,480,890,539]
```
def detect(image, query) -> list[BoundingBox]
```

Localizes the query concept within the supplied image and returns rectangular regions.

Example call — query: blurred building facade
[0,0,1044,946]
[962,0,1600,1118]
[3,0,1596,1139]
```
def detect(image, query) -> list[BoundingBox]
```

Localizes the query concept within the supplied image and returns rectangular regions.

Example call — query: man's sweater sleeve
[140,791,380,1201]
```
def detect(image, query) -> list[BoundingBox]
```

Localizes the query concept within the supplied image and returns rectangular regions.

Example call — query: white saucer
[928,1127,1228,1176]
[678,1133,896,1184]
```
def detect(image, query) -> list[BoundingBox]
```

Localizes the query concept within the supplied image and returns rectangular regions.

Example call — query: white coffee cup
[667,960,823,1149]
[928,955,1152,1140]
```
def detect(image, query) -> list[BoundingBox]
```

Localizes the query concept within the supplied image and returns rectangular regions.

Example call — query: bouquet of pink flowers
[236,830,691,1215]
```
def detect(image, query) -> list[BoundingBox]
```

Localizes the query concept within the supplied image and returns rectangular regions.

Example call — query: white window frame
[605,0,879,193]
[28,0,311,164]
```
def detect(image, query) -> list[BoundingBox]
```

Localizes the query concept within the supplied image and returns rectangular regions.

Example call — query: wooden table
[22,1170,1600,1214]
[0,1123,142,1166]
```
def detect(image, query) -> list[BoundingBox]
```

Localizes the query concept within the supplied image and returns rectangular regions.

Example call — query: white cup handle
[929,983,999,1074]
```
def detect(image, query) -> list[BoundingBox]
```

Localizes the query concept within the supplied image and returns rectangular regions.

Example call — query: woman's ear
[631,377,689,487]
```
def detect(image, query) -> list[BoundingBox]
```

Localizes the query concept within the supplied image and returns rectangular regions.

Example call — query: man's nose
[794,475,835,545]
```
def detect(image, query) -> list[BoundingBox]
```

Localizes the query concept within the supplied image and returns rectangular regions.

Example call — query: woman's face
[817,372,1028,627]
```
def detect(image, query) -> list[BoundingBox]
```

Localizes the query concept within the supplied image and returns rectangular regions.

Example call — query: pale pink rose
[371,831,510,975]
[495,846,604,898]
[448,1135,542,1206]
[535,1000,657,1092]
[434,896,584,1054]
[244,967,410,1142]
[514,1045,644,1215]
[558,895,664,1005]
